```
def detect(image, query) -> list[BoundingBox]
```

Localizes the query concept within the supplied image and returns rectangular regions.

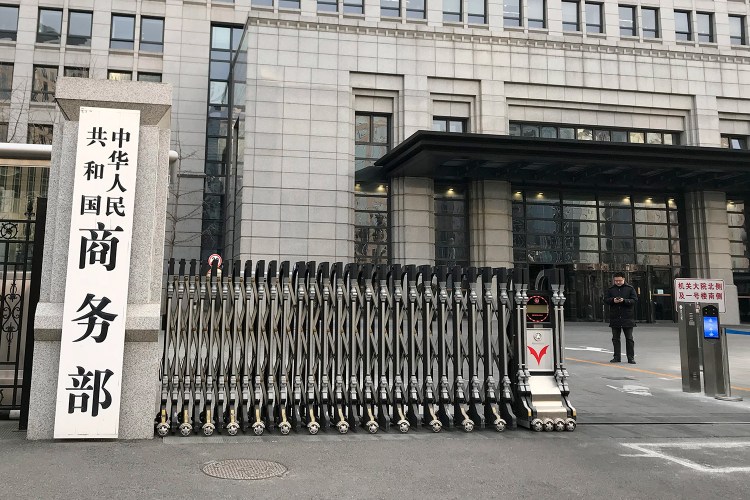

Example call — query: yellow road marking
[566,357,750,393]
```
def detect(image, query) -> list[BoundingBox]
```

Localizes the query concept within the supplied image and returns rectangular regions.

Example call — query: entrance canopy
[373,131,750,195]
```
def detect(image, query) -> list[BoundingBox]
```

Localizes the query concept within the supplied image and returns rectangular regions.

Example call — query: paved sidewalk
[2,322,750,500]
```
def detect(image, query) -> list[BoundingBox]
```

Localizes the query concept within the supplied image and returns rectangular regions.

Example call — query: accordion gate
[157,260,576,437]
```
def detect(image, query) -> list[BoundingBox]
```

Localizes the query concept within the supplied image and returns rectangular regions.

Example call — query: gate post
[26,78,171,439]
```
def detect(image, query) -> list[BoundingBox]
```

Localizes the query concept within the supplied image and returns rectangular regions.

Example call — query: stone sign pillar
[26,78,171,439]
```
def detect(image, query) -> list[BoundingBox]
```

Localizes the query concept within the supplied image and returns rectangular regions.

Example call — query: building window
[0,62,12,100]
[435,184,469,269]
[252,0,273,7]
[641,7,659,39]
[562,1,580,32]
[32,66,57,103]
[618,5,636,37]
[504,0,522,27]
[355,113,390,172]
[318,0,338,12]
[28,124,53,145]
[279,0,301,8]
[468,0,486,24]
[444,0,462,22]
[585,2,603,34]
[37,8,63,44]
[354,183,389,266]
[137,72,162,82]
[382,0,400,17]
[510,122,680,145]
[721,135,748,149]
[728,200,749,271]
[730,15,746,46]
[67,11,92,47]
[108,70,132,81]
[406,0,425,19]
[64,67,89,78]
[674,11,691,41]
[140,17,164,53]
[0,122,7,142]
[696,12,714,43]
[528,0,546,29]
[0,5,19,41]
[432,117,468,133]
[343,0,364,14]
[111,14,135,50]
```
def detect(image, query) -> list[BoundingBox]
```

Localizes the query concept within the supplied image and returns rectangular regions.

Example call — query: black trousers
[611,327,635,361]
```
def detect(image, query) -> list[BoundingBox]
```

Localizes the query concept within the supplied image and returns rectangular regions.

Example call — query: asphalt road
[2,322,749,499]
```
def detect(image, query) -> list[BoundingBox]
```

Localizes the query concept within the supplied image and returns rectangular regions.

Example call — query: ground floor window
[354,182,388,265]
[435,183,469,268]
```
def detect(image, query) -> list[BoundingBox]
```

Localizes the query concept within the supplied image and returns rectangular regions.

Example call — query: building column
[391,177,434,265]
[469,180,513,267]
[684,191,740,324]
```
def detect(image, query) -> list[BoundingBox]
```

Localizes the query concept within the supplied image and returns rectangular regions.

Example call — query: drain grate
[201,459,287,480]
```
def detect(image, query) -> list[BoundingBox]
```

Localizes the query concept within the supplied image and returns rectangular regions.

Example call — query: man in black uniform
[605,272,638,364]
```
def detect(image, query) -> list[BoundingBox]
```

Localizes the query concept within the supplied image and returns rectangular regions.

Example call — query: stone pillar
[683,190,740,324]
[391,177,434,265]
[469,180,513,267]
[27,78,171,439]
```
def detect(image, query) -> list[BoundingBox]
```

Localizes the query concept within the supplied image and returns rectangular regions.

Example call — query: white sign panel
[54,107,140,438]
[674,278,726,313]
[526,327,554,373]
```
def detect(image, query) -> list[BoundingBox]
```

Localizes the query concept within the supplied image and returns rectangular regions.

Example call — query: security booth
[375,131,750,325]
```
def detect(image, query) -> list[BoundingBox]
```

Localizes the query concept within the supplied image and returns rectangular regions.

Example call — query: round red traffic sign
[207,253,222,268]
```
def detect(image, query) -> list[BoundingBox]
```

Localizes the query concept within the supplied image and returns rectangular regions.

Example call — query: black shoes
[610,358,621,363]
[628,359,636,364]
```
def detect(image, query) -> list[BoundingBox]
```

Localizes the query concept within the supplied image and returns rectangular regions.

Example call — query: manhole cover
[201,459,287,480]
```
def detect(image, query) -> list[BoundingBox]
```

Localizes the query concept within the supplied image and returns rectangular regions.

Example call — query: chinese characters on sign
[54,108,140,439]
[674,278,726,313]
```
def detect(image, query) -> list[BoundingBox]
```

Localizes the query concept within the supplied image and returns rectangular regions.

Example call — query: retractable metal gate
[157,260,575,437]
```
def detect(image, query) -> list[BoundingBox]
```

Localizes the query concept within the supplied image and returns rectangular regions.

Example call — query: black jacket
[605,284,638,328]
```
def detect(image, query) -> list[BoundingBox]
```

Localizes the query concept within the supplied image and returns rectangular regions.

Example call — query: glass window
[468,0,486,24]
[577,128,593,140]
[509,123,521,136]
[32,66,57,103]
[27,124,53,145]
[252,0,274,6]
[108,70,132,81]
[280,0,301,8]
[355,183,389,266]
[619,5,636,37]
[504,0,522,27]
[730,15,746,46]
[444,0,462,22]
[562,1,580,32]
[318,0,338,12]
[0,122,7,142]
[0,5,19,41]
[594,129,610,141]
[382,0,400,17]
[646,132,662,144]
[111,14,135,49]
[722,135,747,149]
[406,0,425,19]
[344,0,364,14]
[0,62,12,100]
[37,8,63,44]
[433,117,467,133]
[585,2,603,34]
[64,66,89,78]
[696,12,713,43]
[67,11,92,46]
[629,131,644,143]
[140,17,164,52]
[522,125,539,137]
[137,72,162,82]
[611,130,628,142]
[435,184,469,268]
[541,126,557,138]
[642,8,659,38]
[528,0,546,29]
[559,127,575,139]
[675,11,691,41]
[355,113,391,171]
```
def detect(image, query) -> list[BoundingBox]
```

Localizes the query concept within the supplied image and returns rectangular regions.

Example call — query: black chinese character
[79,222,123,271]
[106,197,125,217]
[71,293,118,343]
[80,195,102,215]
[67,366,114,417]
[111,128,131,148]
[108,150,129,171]
[84,161,105,181]
[86,127,107,147]
[107,174,127,193]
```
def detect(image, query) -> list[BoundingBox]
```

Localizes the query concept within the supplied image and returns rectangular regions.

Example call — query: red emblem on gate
[528,345,549,365]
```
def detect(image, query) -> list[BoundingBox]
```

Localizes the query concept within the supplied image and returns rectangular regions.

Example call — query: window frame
[527,0,546,29]
[0,5,19,42]
[562,0,581,32]
[140,17,165,53]
[696,12,714,43]
[406,0,426,19]
[63,66,89,78]
[137,72,162,83]
[674,10,692,41]
[31,65,58,103]
[110,14,136,50]
[107,70,133,81]
[585,2,603,34]
[503,0,522,28]
[730,15,747,46]
[618,5,637,37]
[67,10,92,47]
[443,0,463,23]
[381,0,400,18]
[0,62,12,100]
[432,117,469,133]
[27,123,54,145]
[36,8,63,44]
[641,7,659,39]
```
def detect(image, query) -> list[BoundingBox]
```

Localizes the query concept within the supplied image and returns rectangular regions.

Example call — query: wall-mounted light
[536,192,544,198]
[377,184,385,192]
